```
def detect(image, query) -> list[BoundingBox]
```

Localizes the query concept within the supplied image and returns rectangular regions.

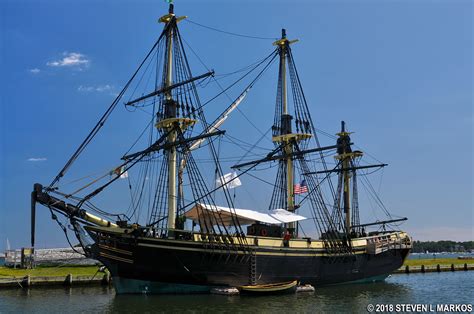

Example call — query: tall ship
[32,3,412,294]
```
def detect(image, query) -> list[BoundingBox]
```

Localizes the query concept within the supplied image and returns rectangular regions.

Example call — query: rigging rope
[181,35,278,140]
[185,19,278,41]
[48,24,170,190]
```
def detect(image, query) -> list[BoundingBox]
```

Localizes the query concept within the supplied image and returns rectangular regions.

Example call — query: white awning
[184,203,307,226]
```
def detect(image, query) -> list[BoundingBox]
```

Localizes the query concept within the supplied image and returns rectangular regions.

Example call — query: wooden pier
[394,263,474,274]
[0,273,111,288]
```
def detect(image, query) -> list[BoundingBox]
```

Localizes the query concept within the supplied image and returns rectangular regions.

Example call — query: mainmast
[233,29,341,239]
[272,30,309,232]
[335,121,362,234]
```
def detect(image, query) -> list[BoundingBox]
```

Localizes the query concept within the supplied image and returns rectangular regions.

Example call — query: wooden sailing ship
[31,3,412,294]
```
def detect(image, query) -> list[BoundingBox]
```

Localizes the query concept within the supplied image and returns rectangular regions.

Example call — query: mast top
[159,3,187,24]
[336,120,353,137]
[273,28,299,47]
[335,121,362,160]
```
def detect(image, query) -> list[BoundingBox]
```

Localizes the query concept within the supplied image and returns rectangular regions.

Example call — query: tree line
[412,241,474,253]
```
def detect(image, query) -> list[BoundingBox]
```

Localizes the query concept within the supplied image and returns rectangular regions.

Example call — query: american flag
[294,179,308,194]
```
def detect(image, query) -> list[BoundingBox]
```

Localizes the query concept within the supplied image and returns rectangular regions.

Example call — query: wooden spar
[124,71,214,107]
[351,217,408,228]
[122,130,225,161]
[280,30,295,222]
[334,121,364,234]
[32,183,118,228]
[305,163,387,175]
[164,10,177,233]
[231,143,343,169]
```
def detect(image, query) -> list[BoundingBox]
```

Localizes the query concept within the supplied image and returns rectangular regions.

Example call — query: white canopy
[184,203,307,226]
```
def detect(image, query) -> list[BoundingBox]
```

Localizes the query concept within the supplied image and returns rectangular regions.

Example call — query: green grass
[403,258,473,267]
[0,265,102,278]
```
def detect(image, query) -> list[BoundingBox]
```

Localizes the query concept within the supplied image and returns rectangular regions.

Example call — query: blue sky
[0,0,472,251]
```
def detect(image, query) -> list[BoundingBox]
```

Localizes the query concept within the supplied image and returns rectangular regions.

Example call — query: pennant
[216,172,242,189]
[110,166,128,179]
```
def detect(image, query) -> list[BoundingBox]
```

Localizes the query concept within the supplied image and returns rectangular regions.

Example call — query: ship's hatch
[184,203,307,226]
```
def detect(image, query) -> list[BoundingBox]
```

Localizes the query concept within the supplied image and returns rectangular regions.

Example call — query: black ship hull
[86,226,410,294]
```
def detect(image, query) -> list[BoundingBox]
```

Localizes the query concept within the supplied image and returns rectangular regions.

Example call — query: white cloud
[47,52,90,68]
[27,157,47,162]
[95,84,112,92]
[78,84,113,93]
[77,85,94,92]
[29,68,40,74]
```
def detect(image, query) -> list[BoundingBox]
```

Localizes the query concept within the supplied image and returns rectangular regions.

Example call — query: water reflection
[106,280,413,313]
[1,272,472,313]
[315,279,413,312]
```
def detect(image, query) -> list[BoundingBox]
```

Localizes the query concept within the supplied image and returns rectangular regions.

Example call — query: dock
[0,273,111,288]
[394,263,474,274]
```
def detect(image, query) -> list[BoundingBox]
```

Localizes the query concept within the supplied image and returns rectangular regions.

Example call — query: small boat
[239,280,298,295]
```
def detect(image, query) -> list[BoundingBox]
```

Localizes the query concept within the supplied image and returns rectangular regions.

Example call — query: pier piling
[65,274,73,286]
[22,275,31,287]
[102,273,110,285]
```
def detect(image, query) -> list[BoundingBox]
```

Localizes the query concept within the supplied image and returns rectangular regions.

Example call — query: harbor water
[0,271,472,313]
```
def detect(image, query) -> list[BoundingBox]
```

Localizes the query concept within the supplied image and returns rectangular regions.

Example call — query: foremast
[272,30,310,231]
[32,3,256,256]
[157,4,193,234]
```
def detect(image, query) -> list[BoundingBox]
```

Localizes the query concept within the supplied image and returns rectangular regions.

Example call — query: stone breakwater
[4,247,97,267]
